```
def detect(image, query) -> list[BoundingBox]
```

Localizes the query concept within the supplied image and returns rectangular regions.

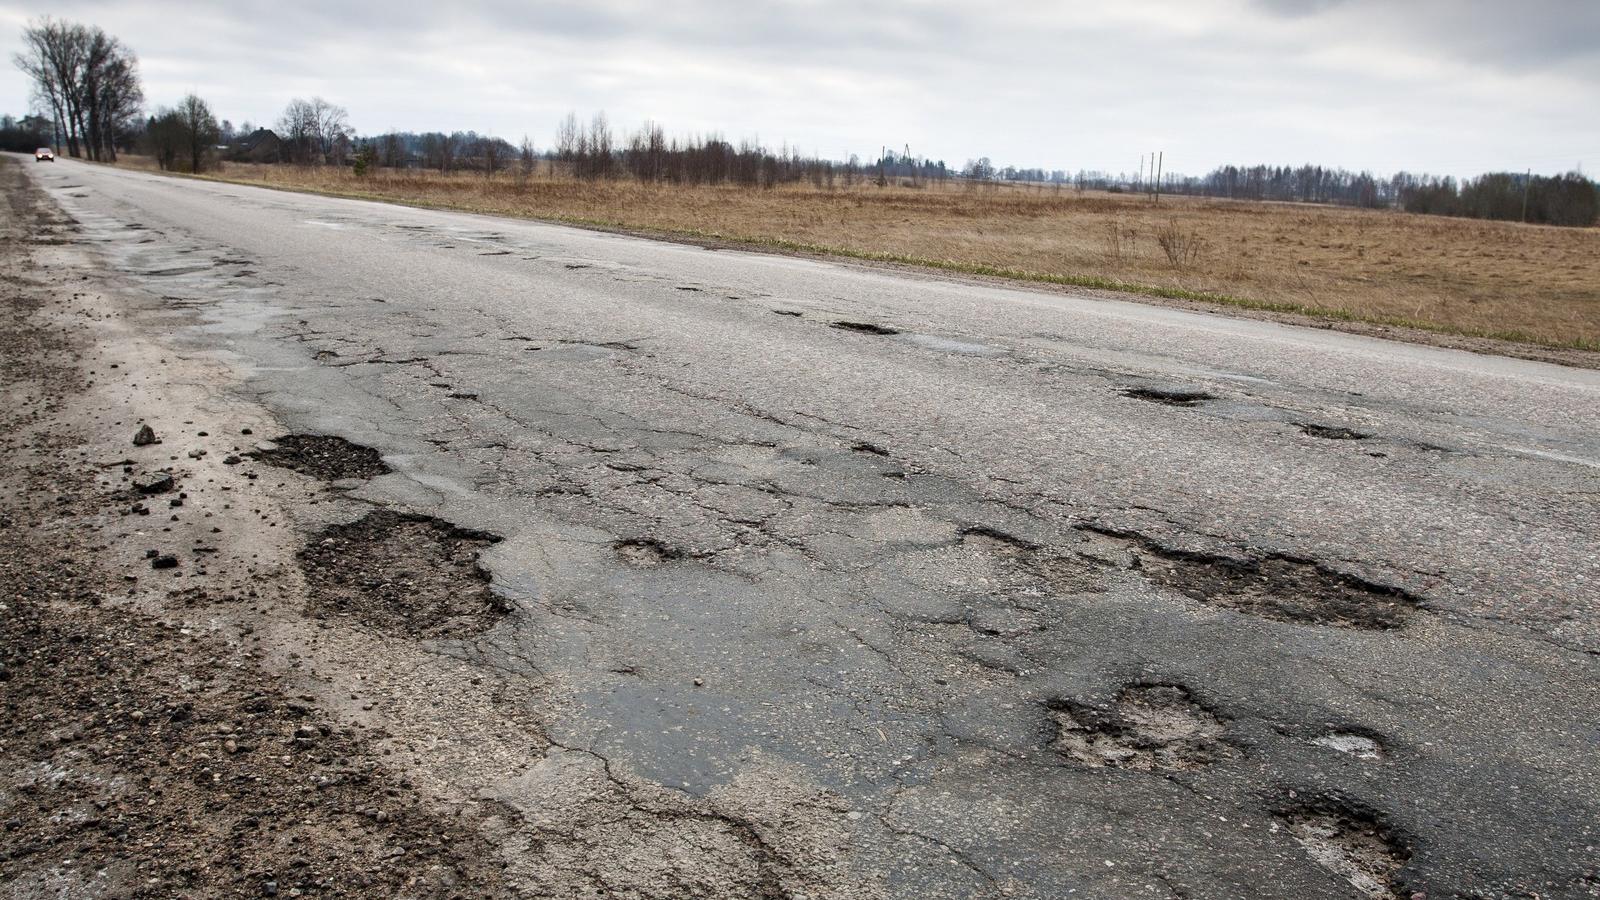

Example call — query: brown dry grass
[126,158,1600,349]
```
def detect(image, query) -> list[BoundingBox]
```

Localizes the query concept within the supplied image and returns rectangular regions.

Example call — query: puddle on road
[299,511,507,637]
[1046,683,1234,772]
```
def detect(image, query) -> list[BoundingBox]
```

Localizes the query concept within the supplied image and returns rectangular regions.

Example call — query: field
[127,158,1600,352]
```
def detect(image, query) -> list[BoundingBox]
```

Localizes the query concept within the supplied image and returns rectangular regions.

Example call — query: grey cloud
[2,0,1596,177]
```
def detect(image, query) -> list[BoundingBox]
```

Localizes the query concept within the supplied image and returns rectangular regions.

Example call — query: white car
[35,147,54,162]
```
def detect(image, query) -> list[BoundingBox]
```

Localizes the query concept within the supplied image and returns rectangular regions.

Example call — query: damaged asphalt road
[4,156,1599,899]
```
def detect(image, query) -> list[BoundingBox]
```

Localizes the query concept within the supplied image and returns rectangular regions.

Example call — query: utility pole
[1155,151,1164,203]
[1138,155,1144,192]
[1521,168,1531,223]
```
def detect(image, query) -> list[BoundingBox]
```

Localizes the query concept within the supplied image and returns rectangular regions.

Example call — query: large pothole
[1122,387,1215,407]
[1280,799,1410,899]
[299,510,506,637]
[1082,528,1422,630]
[253,434,391,481]
[1046,683,1234,772]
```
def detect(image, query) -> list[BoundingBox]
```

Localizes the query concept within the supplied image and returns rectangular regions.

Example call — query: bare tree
[518,135,536,183]
[177,93,220,173]
[80,28,141,161]
[14,19,85,156]
[481,134,501,176]
[276,97,352,165]
[585,112,612,180]
[14,20,143,161]
[380,131,404,168]
[554,112,579,171]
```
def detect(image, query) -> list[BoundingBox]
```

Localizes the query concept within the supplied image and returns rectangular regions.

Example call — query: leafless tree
[13,19,142,161]
[518,135,535,183]
[554,112,579,171]
[177,93,220,173]
[481,134,501,176]
[277,97,352,165]
[380,131,404,168]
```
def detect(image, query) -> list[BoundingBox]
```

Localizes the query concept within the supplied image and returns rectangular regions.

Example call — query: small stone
[151,554,179,570]
[693,677,705,687]
[134,472,175,494]
[133,424,157,446]
[262,881,278,897]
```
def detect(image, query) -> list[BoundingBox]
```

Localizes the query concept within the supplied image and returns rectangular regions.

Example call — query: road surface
[12,156,1600,898]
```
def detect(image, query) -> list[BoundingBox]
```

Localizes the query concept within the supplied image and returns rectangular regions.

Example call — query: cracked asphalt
[16,157,1600,899]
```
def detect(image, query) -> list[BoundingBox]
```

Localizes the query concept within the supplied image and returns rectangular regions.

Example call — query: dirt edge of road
[0,155,523,897]
[121,162,1600,371]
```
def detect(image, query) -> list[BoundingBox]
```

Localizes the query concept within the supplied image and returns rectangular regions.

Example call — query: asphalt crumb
[1122,387,1216,407]
[1281,799,1410,900]
[1046,683,1234,772]
[299,510,508,637]
[831,321,900,336]
[252,433,391,481]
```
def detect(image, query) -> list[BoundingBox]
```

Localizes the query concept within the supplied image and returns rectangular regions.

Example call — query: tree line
[1057,163,1597,227]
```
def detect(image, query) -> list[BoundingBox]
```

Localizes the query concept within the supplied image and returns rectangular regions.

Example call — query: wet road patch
[831,321,900,335]
[252,434,390,481]
[1280,800,1410,899]
[299,511,506,637]
[1085,527,1422,630]
[1122,387,1216,406]
[1046,683,1233,772]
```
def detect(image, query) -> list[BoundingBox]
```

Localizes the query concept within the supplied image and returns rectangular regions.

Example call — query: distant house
[235,128,283,163]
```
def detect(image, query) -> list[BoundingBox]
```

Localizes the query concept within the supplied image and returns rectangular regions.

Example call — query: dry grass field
[130,158,1600,351]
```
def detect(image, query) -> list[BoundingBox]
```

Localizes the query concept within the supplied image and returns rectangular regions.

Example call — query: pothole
[1084,527,1422,630]
[252,434,390,481]
[1300,423,1370,440]
[1046,683,1234,772]
[614,538,686,567]
[1280,801,1409,899]
[299,511,506,637]
[1312,732,1385,761]
[831,321,900,336]
[1122,387,1215,407]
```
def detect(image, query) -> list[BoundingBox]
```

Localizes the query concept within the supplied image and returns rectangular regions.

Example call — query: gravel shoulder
[0,156,520,898]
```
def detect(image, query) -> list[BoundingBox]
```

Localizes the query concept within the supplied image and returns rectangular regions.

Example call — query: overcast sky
[3,0,1596,178]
